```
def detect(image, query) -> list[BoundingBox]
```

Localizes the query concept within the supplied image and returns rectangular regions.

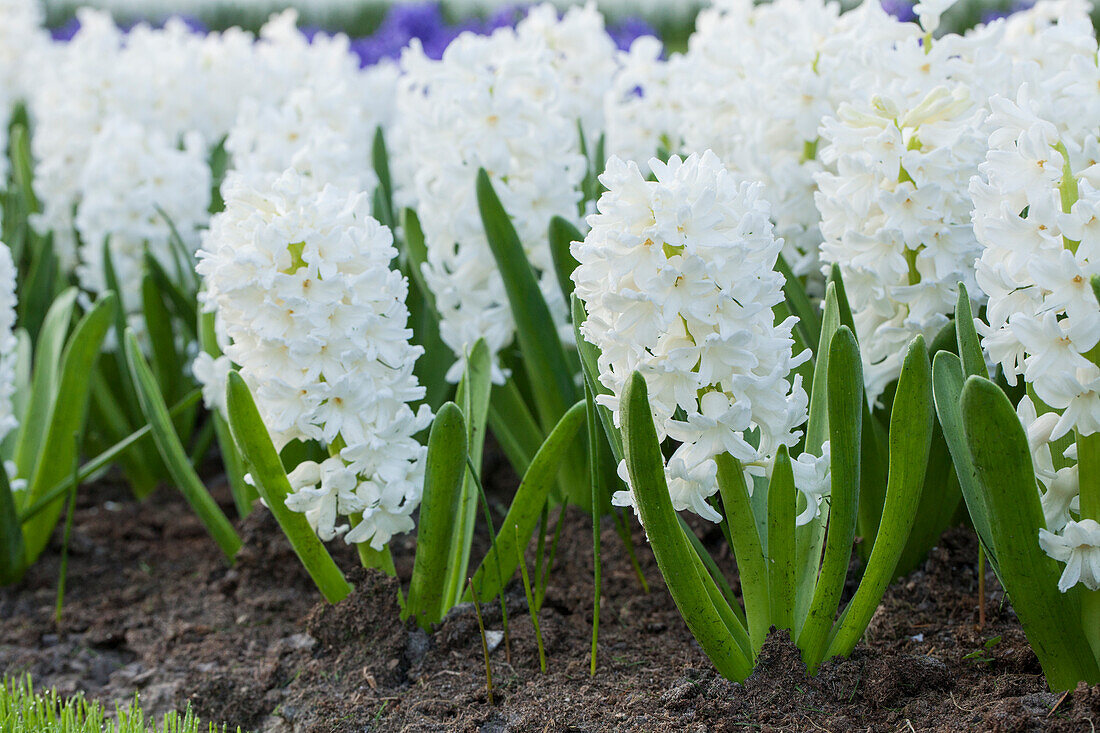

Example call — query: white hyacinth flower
[572,151,818,523]
[1038,519,1100,592]
[392,16,589,382]
[197,168,432,550]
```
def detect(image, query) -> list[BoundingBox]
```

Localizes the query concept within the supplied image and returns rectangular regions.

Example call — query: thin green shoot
[55,434,80,624]
[515,523,547,674]
[468,580,495,705]
[586,383,602,676]
[534,509,565,611]
[466,454,511,664]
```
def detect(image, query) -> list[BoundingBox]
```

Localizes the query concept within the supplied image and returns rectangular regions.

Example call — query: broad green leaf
[445,339,493,607]
[716,454,770,651]
[827,335,932,660]
[401,207,453,409]
[621,372,753,681]
[767,446,797,631]
[932,352,997,570]
[476,170,584,504]
[465,399,587,603]
[961,376,1100,688]
[226,371,352,604]
[407,402,467,629]
[548,215,583,304]
[13,287,77,483]
[799,325,861,672]
[124,330,241,562]
[21,294,116,564]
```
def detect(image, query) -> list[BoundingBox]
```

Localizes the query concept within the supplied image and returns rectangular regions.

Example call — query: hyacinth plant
[930,68,1100,687]
[569,151,935,678]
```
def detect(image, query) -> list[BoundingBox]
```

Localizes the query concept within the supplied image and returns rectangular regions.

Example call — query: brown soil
[1,468,1098,732]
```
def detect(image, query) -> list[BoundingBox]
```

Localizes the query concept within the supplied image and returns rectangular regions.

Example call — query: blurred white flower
[392,15,589,381]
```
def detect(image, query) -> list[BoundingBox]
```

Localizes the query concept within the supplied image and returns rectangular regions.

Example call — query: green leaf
[799,325,861,671]
[716,454,771,651]
[932,352,997,570]
[794,282,840,626]
[226,371,352,604]
[444,339,493,607]
[954,284,988,379]
[767,446,797,631]
[124,330,241,561]
[20,293,116,565]
[407,402,467,629]
[371,126,396,231]
[19,389,202,525]
[0,466,24,585]
[10,124,38,215]
[465,399,587,604]
[13,287,77,484]
[827,335,932,660]
[961,376,1100,688]
[776,254,820,350]
[572,294,623,463]
[548,216,583,305]
[476,170,584,503]
[487,377,544,476]
[827,263,857,338]
[142,271,181,405]
[621,372,753,680]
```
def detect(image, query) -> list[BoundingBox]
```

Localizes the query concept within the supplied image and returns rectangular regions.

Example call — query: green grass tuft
[0,675,243,733]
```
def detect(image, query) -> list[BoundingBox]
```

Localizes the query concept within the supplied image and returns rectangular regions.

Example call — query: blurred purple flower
[880,0,916,22]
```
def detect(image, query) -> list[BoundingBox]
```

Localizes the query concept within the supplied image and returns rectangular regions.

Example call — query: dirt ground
[2,461,1098,732]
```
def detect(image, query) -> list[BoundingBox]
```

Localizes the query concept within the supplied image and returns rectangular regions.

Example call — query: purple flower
[608,17,657,51]
[879,0,916,22]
